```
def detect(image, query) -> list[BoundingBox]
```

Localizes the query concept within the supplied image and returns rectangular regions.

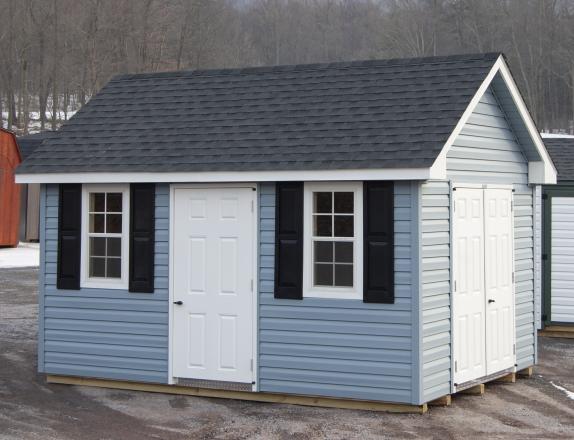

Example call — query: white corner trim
[167,184,175,385]
[430,55,557,185]
[15,167,432,184]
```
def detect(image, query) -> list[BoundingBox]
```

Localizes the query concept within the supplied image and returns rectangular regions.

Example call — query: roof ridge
[112,52,501,82]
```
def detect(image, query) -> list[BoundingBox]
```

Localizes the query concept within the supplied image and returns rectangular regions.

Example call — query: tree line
[1,0,573,135]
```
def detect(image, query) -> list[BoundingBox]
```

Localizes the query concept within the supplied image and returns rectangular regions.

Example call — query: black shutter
[129,183,156,293]
[363,181,394,303]
[274,182,303,299]
[57,184,82,290]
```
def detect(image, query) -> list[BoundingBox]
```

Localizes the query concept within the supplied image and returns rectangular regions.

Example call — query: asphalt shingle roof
[543,137,574,182]
[17,132,55,160]
[17,52,500,174]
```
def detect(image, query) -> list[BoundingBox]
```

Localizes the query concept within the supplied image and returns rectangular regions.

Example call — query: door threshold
[175,377,253,392]
[454,367,515,393]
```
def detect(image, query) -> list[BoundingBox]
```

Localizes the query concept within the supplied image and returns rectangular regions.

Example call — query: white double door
[452,186,515,386]
[172,186,255,384]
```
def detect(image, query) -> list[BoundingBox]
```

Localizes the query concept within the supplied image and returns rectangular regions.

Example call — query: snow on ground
[0,243,39,269]
[551,381,574,401]
[541,133,574,138]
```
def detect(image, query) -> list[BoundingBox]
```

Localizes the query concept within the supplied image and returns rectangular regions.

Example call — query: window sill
[81,279,128,290]
[304,288,361,300]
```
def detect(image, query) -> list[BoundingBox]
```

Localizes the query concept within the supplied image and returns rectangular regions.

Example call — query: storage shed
[0,128,22,247]
[16,132,54,242]
[538,136,574,337]
[16,53,557,412]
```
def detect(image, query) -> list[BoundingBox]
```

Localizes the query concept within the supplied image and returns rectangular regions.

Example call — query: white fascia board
[496,59,557,184]
[15,167,432,184]
[430,55,557,185]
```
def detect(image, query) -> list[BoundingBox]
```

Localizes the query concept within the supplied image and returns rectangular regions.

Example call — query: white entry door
[452,186,515,386]
[172,186,255,384]
[484,189,515,374]
[452,188,487,385]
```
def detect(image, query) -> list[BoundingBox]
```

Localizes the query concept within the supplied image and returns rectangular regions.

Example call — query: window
[304,182,362,299]
[81,185,129,289]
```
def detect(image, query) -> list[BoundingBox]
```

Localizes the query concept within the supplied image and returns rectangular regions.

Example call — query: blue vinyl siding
[420,181,451,402]
[447,88,528,185]
[258,182,418,404]
[39,183,170,383]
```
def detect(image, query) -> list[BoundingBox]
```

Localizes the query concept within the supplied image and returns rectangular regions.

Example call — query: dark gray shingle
[543,137,574,182]
[17,131,55,160]
[17,53,500,174]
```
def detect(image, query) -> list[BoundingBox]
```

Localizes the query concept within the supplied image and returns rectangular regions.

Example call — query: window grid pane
[87,191,123,280]
[310,190,356,289]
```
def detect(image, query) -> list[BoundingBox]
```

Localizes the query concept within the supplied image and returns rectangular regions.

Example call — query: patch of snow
[550,381,574,400]
[0,242,39,268]
[541,133,574,139]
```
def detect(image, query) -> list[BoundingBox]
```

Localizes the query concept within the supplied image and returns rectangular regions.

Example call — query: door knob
[173,301,183,305]
[488,299,495,304]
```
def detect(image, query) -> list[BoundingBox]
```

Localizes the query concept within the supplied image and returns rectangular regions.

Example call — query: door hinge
[250,359,253,372]
[251,200,254,213]
[454,280,457,292]
[453,201,456,213]
[513,344,516,355]
[454,361,458,373]
[512,272,515,283]
[542,193,548,200]
[511,200,514,212]
[542,253,548,261]
[251,279,254,292]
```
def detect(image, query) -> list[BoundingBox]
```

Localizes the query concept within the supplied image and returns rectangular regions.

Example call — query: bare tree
[0,0,573,134]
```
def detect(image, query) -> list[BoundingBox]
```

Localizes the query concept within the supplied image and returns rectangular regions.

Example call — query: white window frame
[80,184,130,290]
[303,182,363,300]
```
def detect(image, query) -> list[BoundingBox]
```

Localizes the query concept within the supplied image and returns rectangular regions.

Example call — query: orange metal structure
[0,128,22,247]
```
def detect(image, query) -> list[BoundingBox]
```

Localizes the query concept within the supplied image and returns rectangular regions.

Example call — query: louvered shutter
[129,183,155,293]
[274,182,304,299]
[363,181,395,303]
[57,184,82,290]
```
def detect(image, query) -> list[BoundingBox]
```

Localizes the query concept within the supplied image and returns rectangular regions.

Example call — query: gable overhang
[429,55,557,185]
[15,167,432,184]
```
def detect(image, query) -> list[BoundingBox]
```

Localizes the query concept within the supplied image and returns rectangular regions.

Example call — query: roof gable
[430,56,556,184]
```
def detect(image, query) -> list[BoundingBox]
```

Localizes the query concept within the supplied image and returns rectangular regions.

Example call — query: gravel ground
[0,267,573,440]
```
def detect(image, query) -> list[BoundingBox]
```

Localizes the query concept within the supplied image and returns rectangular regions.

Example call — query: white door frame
[450,182,516,392]
[168,183,259,390]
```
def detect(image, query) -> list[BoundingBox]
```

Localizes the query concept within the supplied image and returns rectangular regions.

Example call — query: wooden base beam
[458,384,485,396]
[517,367,533,378]
[539,325,574,339]
[429,395,451,407]
[46,375,427,414]
[493,372,516,384]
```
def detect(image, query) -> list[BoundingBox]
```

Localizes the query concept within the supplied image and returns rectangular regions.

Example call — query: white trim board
[80,183,130,290]
[302,181,364,300]
[16,168,432,184]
